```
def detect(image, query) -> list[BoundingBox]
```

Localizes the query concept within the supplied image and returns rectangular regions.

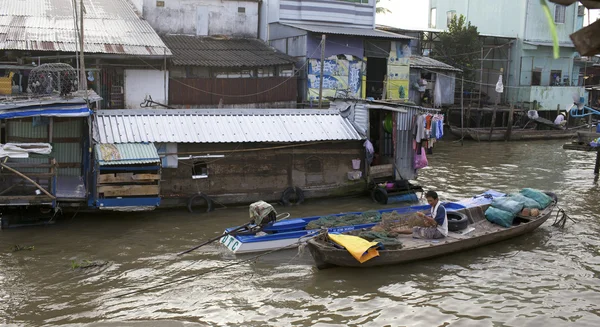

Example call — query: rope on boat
[114,231,320,299]
[552,207,576,228]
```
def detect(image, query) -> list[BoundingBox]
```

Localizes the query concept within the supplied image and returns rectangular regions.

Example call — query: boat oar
[177,222,252,256]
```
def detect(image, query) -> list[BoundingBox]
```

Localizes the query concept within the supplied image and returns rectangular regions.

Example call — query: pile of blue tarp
[485,188,553,228]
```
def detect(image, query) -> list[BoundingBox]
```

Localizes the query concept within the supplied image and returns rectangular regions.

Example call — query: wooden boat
[307,200,556,269]
[448,125,579,141]
[219,190,506,254]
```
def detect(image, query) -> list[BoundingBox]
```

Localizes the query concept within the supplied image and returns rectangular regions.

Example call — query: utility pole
[79,0,87,98]
[318,34,326,109]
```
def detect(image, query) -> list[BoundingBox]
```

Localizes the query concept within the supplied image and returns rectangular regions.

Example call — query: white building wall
[142,0,259,37]
[124,70,169,109]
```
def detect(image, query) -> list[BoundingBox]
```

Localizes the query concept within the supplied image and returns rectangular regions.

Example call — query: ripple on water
[1,140,600,326]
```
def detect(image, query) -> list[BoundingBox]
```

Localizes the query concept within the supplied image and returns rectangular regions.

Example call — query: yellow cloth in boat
[328,233,380,263]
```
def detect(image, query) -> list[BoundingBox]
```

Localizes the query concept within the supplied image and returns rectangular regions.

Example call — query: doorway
[366,57,387,100]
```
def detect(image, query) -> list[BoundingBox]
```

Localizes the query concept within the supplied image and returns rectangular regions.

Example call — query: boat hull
[449,126,578,142]
[307,204,554,269]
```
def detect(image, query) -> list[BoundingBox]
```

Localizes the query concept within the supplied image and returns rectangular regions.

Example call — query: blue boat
[219,190,505,253]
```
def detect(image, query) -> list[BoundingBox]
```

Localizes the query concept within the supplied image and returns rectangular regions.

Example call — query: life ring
[187,193,214,213]
[544,191,558,204]
[281,187,305,206]
[371,187,388,204]
[447,211,469,232]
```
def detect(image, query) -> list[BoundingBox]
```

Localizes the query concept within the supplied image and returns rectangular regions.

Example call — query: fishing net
[315,210,431,249]
[305,210,382,230]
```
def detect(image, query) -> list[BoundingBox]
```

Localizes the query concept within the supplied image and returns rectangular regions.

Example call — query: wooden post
[488,92,500,141]
[318,34,326,109]
[460,77,464,143]
[505,104,515,141]
[466,103,471,128]
[595,151,600,175]
[479,47,484,108]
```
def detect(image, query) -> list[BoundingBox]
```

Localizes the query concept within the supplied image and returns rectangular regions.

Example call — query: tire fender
[281,187,305,207]
[371,187,389,205]
[447,211,469,232]
[187,193,214,213]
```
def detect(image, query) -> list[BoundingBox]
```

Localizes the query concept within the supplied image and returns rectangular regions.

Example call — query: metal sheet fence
[169,77,298,105]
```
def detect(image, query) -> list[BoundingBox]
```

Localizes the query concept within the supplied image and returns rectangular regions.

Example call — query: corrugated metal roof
[94,109,363,144]
[524,40,575,48]
[409,56,462,73]
[161,35,295,67]
[280,23,414,40]
[95,143,160,166]
[0,0,171,56]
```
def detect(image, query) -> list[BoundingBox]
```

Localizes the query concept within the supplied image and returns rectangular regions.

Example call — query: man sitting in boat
[413,191,448,239]
[554,112,567,127]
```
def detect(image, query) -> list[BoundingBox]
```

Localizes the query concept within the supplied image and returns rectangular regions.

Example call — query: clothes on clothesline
[412,113,444,168]
[413,113,444,142]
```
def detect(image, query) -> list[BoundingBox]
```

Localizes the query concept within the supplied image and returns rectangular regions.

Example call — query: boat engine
[249,201,277,227]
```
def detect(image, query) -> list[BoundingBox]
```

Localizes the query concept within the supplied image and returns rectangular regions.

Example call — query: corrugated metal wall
[53,119,83,176]
[395,105,441,181]
[6,118,83,177]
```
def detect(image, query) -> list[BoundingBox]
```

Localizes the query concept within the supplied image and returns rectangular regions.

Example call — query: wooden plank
[98,173,160,184]
[98,185,160,197]
[0,195,53,203]
[3,163,56,168]
[570,20,600,56]
[0,172,55,178]
[369,164,394,179]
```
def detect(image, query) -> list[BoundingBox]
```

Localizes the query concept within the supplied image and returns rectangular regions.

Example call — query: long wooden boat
[306,200,556,269]
[448,125,579,141]
[219,190,506,254]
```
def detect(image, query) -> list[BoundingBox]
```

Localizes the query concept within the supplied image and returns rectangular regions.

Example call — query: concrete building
[429,0,586,111]
[132,0,298,108]
[259,0,414,104]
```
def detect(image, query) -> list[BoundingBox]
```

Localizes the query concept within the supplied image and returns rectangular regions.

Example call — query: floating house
[92,108,368,210]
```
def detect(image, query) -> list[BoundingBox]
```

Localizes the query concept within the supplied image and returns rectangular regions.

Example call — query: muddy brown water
[1,140,600,326]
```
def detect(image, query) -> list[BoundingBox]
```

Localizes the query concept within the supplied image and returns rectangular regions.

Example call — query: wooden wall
[159,141,365,205]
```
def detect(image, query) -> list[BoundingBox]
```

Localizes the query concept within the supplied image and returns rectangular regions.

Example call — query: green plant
[376,0,391,14]
[540,0,560,59]
[432,14,482,83]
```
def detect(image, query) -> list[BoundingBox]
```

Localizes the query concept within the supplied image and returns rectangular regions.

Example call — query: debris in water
[11,245,35,252]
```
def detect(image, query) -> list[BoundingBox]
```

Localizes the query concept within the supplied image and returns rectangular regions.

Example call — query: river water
[1,140,599,327]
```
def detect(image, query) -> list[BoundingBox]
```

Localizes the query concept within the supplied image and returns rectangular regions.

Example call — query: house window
[238,7,245,13]
[554,4,566,24]
[192,161,208,179]
[257,67,275,77]
[532,70,541,86]
[430,8,437,28]
[447,10,456,27]
[550,70,562,86]
[156,1,164,7]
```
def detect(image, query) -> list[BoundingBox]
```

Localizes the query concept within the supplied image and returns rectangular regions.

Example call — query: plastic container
[352,159,361,170]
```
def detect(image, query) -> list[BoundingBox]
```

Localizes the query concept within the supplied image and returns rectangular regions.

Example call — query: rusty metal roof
[94,109,363,144]
[161,35,295,67]
[409,56,462,73]
[0,0,171,56]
